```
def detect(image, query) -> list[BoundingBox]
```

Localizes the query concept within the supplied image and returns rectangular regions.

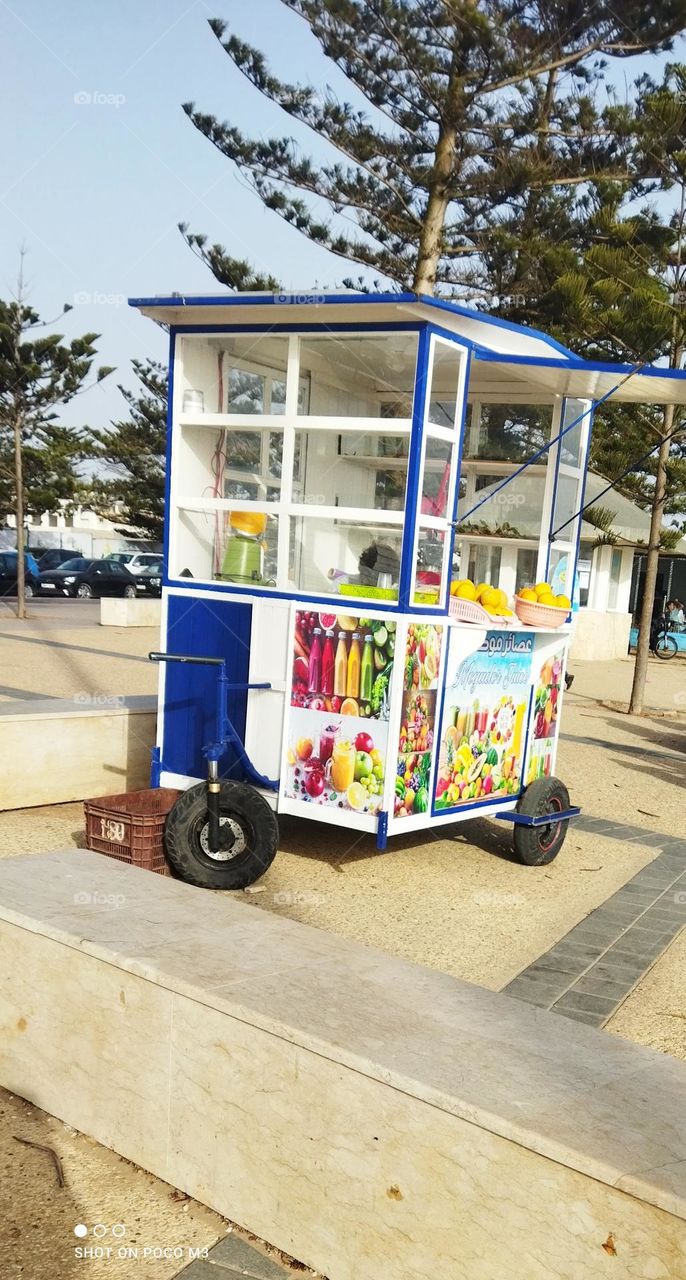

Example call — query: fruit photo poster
[282,609,396,817]
[394,623,444,820]
[434,630,534,812]
[525,645,566,784]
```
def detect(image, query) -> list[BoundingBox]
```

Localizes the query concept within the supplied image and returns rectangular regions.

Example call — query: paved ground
[1,618,684,1277]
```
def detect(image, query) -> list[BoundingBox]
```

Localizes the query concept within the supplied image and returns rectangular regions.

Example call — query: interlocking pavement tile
[568,975,633,1001]
[551,990,619,1019]
[208,1235,292,1278]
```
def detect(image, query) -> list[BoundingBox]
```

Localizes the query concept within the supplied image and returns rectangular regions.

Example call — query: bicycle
[649,615,679,660]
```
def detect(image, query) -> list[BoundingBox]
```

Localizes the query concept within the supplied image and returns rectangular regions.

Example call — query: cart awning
[471,353,686,405]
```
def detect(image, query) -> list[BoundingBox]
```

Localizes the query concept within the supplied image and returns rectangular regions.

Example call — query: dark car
[129,559,163,598]
[37,548,80,572]
[38,557,138,599]
[0,550,41,599]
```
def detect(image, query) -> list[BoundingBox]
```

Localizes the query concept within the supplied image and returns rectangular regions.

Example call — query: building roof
[129,289,686,404]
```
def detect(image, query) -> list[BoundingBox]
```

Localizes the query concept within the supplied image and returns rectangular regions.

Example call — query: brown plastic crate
[84,788,179,875]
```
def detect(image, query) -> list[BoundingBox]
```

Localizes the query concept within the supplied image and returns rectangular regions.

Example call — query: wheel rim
[193,812,250,862]
[77,585,91,598]
[538,795,563,853]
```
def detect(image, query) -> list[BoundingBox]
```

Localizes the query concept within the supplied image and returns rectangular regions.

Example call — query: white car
[105,551,161,573]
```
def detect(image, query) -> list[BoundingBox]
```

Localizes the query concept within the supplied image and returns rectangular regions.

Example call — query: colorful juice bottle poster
[525,645,566,784]
[434,630,534,812]
[394,623,444,819]
[284,609,396,816]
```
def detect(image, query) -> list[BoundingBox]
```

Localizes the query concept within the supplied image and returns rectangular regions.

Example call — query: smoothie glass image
[319,722,339,765]
[329,739,356,792]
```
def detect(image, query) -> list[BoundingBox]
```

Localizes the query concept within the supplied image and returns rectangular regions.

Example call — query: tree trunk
[412,122,457,295]
[13,414,26,621]
[627,401,674,715]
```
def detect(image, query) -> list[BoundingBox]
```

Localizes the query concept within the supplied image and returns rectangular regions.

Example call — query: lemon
[480,587,499,608]
[347,782,367,811]
[475,582,491,601]
[518,587,537,602]
[455,581,477,600]
[555,594,571,610]
[537,593,555,607]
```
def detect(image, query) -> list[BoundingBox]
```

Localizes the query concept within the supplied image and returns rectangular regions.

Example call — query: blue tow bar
[494,806,581,827]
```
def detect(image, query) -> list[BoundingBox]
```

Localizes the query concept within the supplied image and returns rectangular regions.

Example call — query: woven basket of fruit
[448,579,514,625]
[514,582,570,628]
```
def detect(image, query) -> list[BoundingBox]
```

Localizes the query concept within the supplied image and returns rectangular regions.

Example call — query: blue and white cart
[129,291,686,888]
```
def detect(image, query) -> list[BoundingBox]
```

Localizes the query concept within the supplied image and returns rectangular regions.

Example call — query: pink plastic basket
[449,596,510,626]
[514,596,568,629]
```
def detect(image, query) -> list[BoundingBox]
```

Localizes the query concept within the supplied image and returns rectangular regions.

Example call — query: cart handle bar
[149,651,225,667]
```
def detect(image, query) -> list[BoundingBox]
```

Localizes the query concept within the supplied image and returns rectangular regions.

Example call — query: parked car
[129,559,163,598]
[36,548,80,572]
[38,557,138,598]
[0,550,41,598]
[105,551,161,573]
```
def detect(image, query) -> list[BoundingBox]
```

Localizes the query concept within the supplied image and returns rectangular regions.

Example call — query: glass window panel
[559,398,587,467]
[427,341,463,429]
[228,369,265,415]
[552,472,580,536]
[515,548,538,593]
[215,511,279,587]
[289,516,402,598]
[467,543,502,586]
[465,405,552,463]
[297,333,418,417]
[414,525,447,604]
[457,470,544,539]
[299,431,409,512]
[270,378,286,414]
[225,429,262,472]
[608,547,623,610]
[420,436,452,519]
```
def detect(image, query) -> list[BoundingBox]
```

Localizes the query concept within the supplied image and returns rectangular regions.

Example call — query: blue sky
[1,1,684,431]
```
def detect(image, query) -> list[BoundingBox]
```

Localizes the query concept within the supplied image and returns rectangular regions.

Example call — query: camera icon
[73,91,91,105]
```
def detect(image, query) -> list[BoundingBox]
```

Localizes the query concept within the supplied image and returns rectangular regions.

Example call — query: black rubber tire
[124,585,137,598]
[654,633,678,660]
[77,583,93,599]
[164,781,278,889]
[513,776,570,866]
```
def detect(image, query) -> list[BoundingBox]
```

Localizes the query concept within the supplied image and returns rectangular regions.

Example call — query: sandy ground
[606,929,686,1063]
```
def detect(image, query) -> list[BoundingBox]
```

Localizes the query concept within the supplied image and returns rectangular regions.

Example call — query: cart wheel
[164,781,278,889]
[513,777,570,866]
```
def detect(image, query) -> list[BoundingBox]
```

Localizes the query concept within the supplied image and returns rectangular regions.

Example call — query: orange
[340,698,359,715]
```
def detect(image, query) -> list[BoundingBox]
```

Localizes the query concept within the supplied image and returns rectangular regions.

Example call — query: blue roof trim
[473,351,686,380]
[128,290,575,359]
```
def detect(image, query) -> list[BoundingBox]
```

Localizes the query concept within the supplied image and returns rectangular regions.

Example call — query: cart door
[407,334,469,609]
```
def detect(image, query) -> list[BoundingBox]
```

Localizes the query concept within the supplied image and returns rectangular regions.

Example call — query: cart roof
[129,290,686,404]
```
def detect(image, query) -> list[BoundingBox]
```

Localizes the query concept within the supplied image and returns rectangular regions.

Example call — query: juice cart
[129,291,686,889]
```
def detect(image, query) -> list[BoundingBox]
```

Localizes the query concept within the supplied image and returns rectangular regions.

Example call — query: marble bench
[0,848,684,1279]
[0,696,155,809]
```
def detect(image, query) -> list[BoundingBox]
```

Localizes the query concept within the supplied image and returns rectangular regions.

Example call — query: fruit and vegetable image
[526,648,566,783]
[433,629,533,812]
[394,624,443,818]
[285,721,387,815]
[291,610,395,721]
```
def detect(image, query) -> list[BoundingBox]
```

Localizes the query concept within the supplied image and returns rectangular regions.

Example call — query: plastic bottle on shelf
[307,628,322,693]
[321,630,335,696]
[334,632,348,697]
[347,633,361,699]
[360,634,374,702]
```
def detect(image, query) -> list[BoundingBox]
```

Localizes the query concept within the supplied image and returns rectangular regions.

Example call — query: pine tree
[181,1,686,296]
[0,273,112,618]
[87,359,167,540]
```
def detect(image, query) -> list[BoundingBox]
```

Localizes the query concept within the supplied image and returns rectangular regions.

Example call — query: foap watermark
[273,889,327,907]
[274,291,326,306]
[674,891,686,905]
[74,90,125,108]
[73,692,126,708]
[674,691,686,708]
[73,290,127,308]
[488,490,526,509]
[73,890,126,909]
